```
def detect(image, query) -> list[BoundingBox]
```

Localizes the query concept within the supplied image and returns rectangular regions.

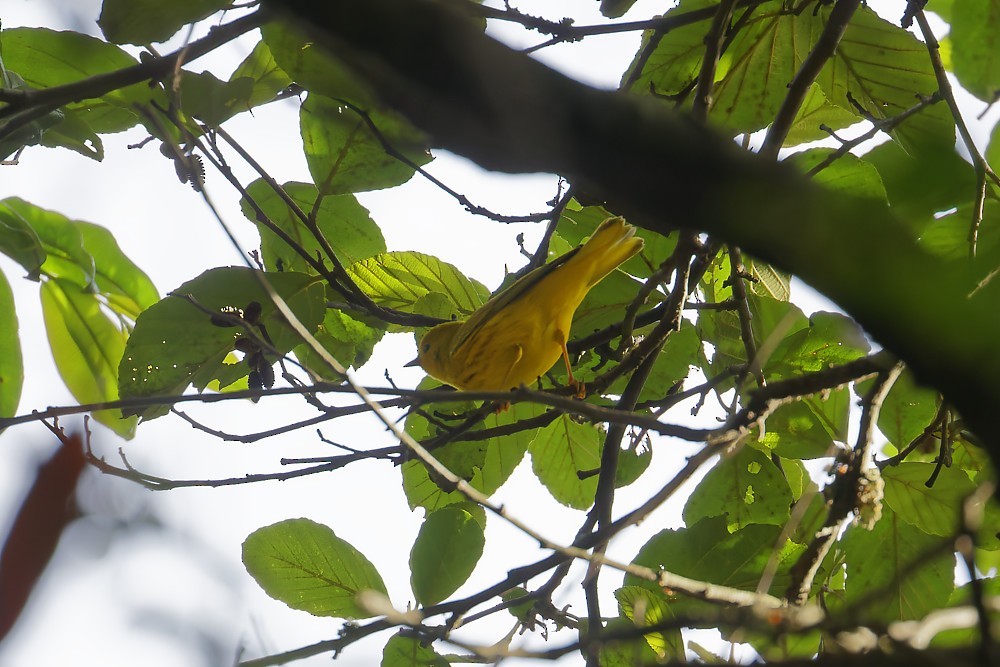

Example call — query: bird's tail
[573,216,645,287]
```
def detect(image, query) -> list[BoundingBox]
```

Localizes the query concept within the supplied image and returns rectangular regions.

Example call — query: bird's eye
[422,343,430,353]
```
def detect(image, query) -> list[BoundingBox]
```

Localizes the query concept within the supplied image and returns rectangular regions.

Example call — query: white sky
[0,0,994,665]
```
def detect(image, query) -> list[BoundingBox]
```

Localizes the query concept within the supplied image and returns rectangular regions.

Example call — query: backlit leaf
[842,505,954,622]
[41,277,136,438]
[348,252,489,318]
[684,445,793,531]
[242,179,386,274]
[529,414,602,510]
[0,271,23,421]
[118,267,324,419]
[301,94,431,195]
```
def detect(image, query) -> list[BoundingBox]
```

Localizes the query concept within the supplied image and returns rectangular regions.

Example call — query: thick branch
[264,0,1000,459]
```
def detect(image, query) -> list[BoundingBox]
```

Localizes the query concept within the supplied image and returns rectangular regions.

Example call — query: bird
[412,216,644,396]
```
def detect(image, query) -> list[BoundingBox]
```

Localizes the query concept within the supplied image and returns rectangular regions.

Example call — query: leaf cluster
[2,1,1000,666]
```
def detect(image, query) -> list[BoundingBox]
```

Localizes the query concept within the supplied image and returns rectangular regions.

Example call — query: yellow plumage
[415,217,644,393]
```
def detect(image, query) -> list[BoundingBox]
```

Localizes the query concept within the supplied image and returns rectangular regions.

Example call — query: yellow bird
[414,216,644,394]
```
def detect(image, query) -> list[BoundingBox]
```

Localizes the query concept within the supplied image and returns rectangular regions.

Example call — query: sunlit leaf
[0,270,23,421]
[625,517,805,614]
[711,2,798,134]
[0,201,46,280]
[229,40,294,110]
[242,179,386,274]
[294,308,384,378]
[842,505,954,623]
[684,446,793,531]
[812,5,954,155]
[40,277,136,438]
[118,267,324,420]
[529,414,602,510]
[402,393,540,510]
[348,251,489,318]
[301,94,431,195]
[0,198,95,288]
[784,83,861,145]
[790,149,888,203]
[1,28,150,133]
[615,586,684,660]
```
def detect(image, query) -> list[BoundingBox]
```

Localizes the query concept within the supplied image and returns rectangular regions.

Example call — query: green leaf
[919,200,1000,261]
[950,0,1000,100]
[74,223,159,320]
[301,94,431,195]
[882,462,993,546]
[242,518,388,619]
[242,179,386,274]
[39,107,104,161]
[98,0,232,45]
[615,586,684,660]
[876,369,940,448]
[625,517,804,609]
[765,311,870,379]
[0,201,46,280]
[631,322,699,402]
[684,446,793,531]
[118,268,325,419]
[567,269,646,337]
[177,70,255,127]
[0,270,23,420]
[294,308,384,377]
[865,139,976,229]
[410,506,485,606]
[597,616,665,666]
[758,388,850,459]
[841,505,954,623]
[261,22,375,104]
[381,632,449,667]
[1,28,150,133]
[789,149,888,203]
[229,40,293,110]
[747,259,791,301]
[622,0,713,96]
[711,2,799,134]
[529,415,602,510]
[402,397,540,510]
[0,198,95,288]
[615,437,652,488]
[40,277,136,438]
[784,83,861,146]
[813,5,953,155]
[557,201,675,279]
[348,251,489,318]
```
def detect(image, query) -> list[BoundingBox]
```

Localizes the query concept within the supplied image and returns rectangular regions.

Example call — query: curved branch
[264,0,1000,460]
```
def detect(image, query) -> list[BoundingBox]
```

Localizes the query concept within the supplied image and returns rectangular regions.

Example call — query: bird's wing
[450,246,581,354]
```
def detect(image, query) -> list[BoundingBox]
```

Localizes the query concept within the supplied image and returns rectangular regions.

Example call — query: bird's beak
[404,357,422,368]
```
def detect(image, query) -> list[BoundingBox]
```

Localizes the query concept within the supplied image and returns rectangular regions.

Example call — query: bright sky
[0,0,993,665]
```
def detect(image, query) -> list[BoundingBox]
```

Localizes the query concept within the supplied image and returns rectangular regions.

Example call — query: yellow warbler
[414,216,644,393]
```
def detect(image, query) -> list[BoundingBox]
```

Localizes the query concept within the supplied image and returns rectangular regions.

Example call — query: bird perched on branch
[412,216,644,396]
